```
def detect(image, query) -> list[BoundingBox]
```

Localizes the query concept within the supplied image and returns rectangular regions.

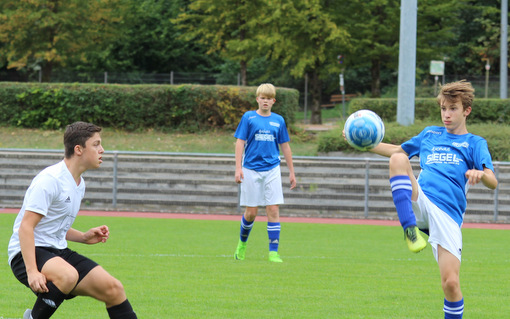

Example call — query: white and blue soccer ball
[344,109,385,151]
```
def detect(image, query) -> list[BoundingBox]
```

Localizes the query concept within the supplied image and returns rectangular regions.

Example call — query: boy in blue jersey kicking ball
[363,80,498,318]
[233,83,296,263]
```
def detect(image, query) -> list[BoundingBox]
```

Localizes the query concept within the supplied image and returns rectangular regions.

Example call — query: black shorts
[10,247,99,298]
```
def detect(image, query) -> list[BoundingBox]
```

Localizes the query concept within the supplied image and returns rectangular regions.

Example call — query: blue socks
[267,222,281,251]
[444,298,464,318]
[390,175,416,230]
[239,217,281,252]
[239,216,254,242]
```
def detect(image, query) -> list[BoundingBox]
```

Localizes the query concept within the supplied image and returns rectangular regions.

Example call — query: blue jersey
[234,110,290,171]
[401,126,494,226]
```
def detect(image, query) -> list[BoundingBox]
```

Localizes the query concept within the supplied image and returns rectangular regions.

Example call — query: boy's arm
[19,211,48,293]
[235,139,245,184]
[66,226,110,244]
[465,167,498,190]
[280,142,296,189]
[368,142,408,158]
[342,129,407,157]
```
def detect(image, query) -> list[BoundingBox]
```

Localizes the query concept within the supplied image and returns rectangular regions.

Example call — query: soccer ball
[344,110,385,151]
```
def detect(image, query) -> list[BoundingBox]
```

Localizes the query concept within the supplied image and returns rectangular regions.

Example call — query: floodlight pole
[397,0,417,126]
[501,0,508,99]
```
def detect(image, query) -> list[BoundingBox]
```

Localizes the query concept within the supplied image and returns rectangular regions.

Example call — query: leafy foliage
[0,0,127,80]
[0,0,506,103]
[0,82,298,131]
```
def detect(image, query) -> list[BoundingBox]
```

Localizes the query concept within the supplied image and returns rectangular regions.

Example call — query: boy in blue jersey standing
[364,80,497,318]
[233,83,296,263]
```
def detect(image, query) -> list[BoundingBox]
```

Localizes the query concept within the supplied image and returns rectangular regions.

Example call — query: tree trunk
[240,60,247,86]
[308,70,322,124]
[42,62,53,82]
[370,58,381,97]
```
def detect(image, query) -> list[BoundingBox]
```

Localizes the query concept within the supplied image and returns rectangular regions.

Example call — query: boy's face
[80,132,104,169]
[440,99,471,133]
[256,95,276,113]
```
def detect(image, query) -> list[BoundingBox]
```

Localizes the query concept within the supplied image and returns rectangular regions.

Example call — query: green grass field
[0,214,508,318]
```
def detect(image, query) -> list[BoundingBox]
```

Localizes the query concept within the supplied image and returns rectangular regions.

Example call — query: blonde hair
[437,80,475,110]
[256,83,276,98]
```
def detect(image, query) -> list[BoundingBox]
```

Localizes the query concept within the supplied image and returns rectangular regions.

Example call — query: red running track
[0,208,509,230]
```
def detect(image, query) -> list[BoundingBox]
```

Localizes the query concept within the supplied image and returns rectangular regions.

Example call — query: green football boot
[404,226,427,253]
[268,251,283,263]
[234,240,247,260]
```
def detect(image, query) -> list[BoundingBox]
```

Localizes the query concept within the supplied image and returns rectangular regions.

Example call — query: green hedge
[348,97,510,124]
[0,82,299,131]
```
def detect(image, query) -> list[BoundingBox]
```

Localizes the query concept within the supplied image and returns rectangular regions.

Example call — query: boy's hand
[235,168,244,184]
[27,270,48,293]
[289,174,297,190]
[465,169,485,185]
[83,225,110,244]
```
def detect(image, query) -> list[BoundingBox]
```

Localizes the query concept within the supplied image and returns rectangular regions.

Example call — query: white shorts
[412,184,463,262]
[240,166,284,207]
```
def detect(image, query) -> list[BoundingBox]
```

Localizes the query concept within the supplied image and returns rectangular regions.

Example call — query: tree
[332,0,400,97]
[448,1,502,77]
[174,0,266,86]
[414,0,460,81]
[261,0,350,124]
[83,0,222,73]
[0,0,127,81]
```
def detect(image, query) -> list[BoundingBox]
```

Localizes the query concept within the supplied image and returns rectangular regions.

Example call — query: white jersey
[8,160,85,265]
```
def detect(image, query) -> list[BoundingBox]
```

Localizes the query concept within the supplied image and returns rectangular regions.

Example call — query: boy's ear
[74,144,83,156]
[464,106,472,117]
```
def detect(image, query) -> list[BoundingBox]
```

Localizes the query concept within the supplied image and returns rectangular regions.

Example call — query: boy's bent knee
[389,153,411,174]
[102,277,127,305]
[43,264,79,294]
[389,153,409,165]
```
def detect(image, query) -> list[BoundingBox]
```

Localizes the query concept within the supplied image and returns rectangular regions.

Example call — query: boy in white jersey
[233,83,296,262]
[8,122,137,319]
[347,80,497,319]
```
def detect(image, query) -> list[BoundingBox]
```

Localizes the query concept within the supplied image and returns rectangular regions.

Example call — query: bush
[348,97,510,124]
[317,120,510,162]
[0,83,299,131]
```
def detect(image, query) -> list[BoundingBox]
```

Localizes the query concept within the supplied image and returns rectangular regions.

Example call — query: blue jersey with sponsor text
[401,126,494,226]
[234,111,290,171]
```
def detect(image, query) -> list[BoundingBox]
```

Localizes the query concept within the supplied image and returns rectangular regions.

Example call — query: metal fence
[0,70,241,86]
[1,148,508,223]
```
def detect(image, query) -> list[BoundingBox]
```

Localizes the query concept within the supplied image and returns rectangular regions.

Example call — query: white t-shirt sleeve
[24,174,60,216]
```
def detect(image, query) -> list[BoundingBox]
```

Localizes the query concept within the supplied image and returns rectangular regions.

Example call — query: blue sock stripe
[267,222,280,230]
[241,221,254,230]
[390,175,412,182]
[444,298,464,318]
[391,184,413,192]
[240,216,254,242]
[267,222,281,251]
[241,216,254,229]
[390,178,412,188]
[390,175,416,229]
